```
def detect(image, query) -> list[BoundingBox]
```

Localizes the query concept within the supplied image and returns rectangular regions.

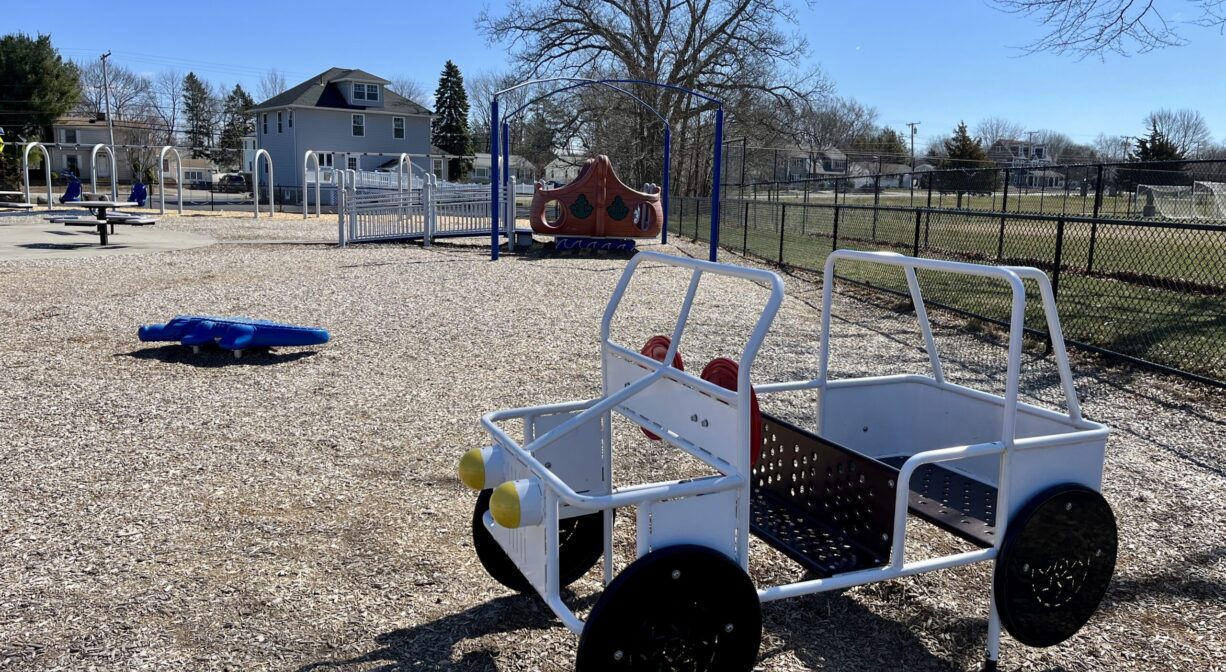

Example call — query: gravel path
[1,215,1222,671]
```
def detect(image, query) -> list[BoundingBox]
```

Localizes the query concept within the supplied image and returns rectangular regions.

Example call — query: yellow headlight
[490,481,522,528]
[458,448,486,490]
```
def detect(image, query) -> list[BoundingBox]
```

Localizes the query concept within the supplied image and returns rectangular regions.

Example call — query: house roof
[250,68,431,116]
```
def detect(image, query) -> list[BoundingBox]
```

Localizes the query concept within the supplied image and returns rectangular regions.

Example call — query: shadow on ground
[121,344,318,367]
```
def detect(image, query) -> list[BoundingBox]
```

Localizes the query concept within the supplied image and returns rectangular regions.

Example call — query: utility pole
[100,51,116,200]
[906,122,920,205]
[906,122,920,170]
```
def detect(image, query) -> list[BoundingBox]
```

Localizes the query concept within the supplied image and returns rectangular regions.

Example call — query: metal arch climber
[89,143,119,201]
[303,150,323,219]
[252,149,274,218]
[488,77,725,262]
[158,146,183,215]
[21,142,53,210]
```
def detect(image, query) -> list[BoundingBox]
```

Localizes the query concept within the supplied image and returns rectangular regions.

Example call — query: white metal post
[158,146,183,215]
[253,149,273,218]
[22,143,53,210]
[336,168,347,246]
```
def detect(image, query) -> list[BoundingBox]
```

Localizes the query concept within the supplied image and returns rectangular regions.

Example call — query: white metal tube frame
[480,251,785,633]
[21,142,53,210]
[252,149,274,218]
[158,146,183,215]
[335,168,348,246]
[89,143,119,202]
[302,150,323,219]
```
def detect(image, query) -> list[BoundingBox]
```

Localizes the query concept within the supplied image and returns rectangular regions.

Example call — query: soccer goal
[1136,182,1226,220]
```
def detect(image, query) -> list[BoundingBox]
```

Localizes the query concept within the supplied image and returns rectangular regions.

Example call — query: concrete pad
[0,213,213,261]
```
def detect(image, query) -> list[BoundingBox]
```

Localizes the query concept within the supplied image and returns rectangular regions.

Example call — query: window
[185,170,205,181]
[474,167,490,179]
[393,117,404,139]
[262,113,268,134]
[352,114,365,137]
[64,155,80,176]
[319,152,334,167]
[432,158,443,179]
[347,156,359,171]
[288,110,293,128]
[277,111,283,133]
[63,129,77,144]
[352,83,379,101]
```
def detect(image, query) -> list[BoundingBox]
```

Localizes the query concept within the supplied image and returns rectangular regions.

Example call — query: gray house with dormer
[248,68,433,194]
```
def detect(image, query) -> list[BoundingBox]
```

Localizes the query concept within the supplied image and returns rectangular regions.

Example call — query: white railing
[309,167,424,191]
[341,177,513,246]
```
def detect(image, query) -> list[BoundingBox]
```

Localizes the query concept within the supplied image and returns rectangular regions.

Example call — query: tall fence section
[673,158,1226,387]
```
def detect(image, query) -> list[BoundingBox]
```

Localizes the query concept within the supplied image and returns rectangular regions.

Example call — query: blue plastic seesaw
[138,315,330,359]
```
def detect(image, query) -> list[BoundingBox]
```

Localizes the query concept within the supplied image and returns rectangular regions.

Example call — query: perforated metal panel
[880,457,999,548]
[750,413,898,577]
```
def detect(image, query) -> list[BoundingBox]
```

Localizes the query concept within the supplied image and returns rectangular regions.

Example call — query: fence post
[913,209,922,257]
[678,197,684,243]
[778,203,786,265]
[742,200,749,255]
[832,204,840,252]
[997,169,1010,260]
[1052,216,1065,299]
[693,196,699,243]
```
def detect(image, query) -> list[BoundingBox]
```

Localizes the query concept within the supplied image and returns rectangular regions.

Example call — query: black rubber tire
[471,489,607,594]
[994,483,1117,648]
[576,544,762,672]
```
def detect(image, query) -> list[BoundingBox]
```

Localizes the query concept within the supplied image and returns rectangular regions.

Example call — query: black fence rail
[670,195,1226,386]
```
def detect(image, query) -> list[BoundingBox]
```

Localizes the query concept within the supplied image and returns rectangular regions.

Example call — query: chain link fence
[671,161,1226,386]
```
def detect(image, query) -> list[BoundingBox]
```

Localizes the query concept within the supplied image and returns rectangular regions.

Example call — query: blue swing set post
[488,78,723,260]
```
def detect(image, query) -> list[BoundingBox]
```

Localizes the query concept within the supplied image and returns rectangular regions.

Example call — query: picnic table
[48,201,156,245]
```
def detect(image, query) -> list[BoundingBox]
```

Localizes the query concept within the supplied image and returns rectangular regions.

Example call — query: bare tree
[974,117,1024,148]
[74,59,150,121]
[478,0,833,192]
[387,75,428,104]
[1144,108,1213,156]
[993,0,1226,58]
[1092,132,1132,161]
[791,97,878,152]
[256,69,288,102]
[145,69,184,145]
[1035,129,1075,162]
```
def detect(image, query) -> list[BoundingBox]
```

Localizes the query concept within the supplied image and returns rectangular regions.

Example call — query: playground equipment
[458,250,1116,671]
[529,155,662,248]
[139,315,329,359]
[20,142,53,210]
[59,174,82,203]
[489,78,725,261]
[252,149,274,218]
[158,146,183,215]
[89,144,119,202]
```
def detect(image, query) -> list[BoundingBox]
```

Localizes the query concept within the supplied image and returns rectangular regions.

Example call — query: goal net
[1136,182,1226,220]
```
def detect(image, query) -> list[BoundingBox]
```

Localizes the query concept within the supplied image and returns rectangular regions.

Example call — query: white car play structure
[458,250,1116,671]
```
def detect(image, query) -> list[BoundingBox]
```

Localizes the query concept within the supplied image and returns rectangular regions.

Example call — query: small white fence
[338,176,518,246]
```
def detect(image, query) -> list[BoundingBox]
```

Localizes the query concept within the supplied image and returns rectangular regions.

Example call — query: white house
[544,152,588,184]
[471,153,537,183]
[248,67,434,194]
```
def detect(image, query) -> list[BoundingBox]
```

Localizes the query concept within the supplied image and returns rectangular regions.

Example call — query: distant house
[849,162,915,189]
[545,152,587,184]
[49,116,136,181]
[470,153,537,183]
[241,134,257,174]
[248,67,434,192]
[987,139,1061,187]
[780,148,848,181]
[172,158,220,185]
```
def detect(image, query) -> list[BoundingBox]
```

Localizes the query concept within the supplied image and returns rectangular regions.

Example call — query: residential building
[545,152,587,184]
[242,134,257,174]
[49,116,137,181]
[781,148,848,181]
[849,162,915,189]
[248,67,434,193]
[471,153,537,183]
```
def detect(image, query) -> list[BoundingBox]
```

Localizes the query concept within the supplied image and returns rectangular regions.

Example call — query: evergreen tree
[935,121,998,207]
[1115,122,1187,191]
[216,84,254,171]
[431,60,473,181]
[0,33,79,184]
[182,72,216,158]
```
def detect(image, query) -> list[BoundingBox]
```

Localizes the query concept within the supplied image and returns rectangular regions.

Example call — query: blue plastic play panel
[139,315,329,352]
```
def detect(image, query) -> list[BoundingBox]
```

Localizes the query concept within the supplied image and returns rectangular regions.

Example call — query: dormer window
[353,83,380,102]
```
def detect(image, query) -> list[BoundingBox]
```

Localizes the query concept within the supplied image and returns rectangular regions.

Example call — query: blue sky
[12,0,1225,149]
